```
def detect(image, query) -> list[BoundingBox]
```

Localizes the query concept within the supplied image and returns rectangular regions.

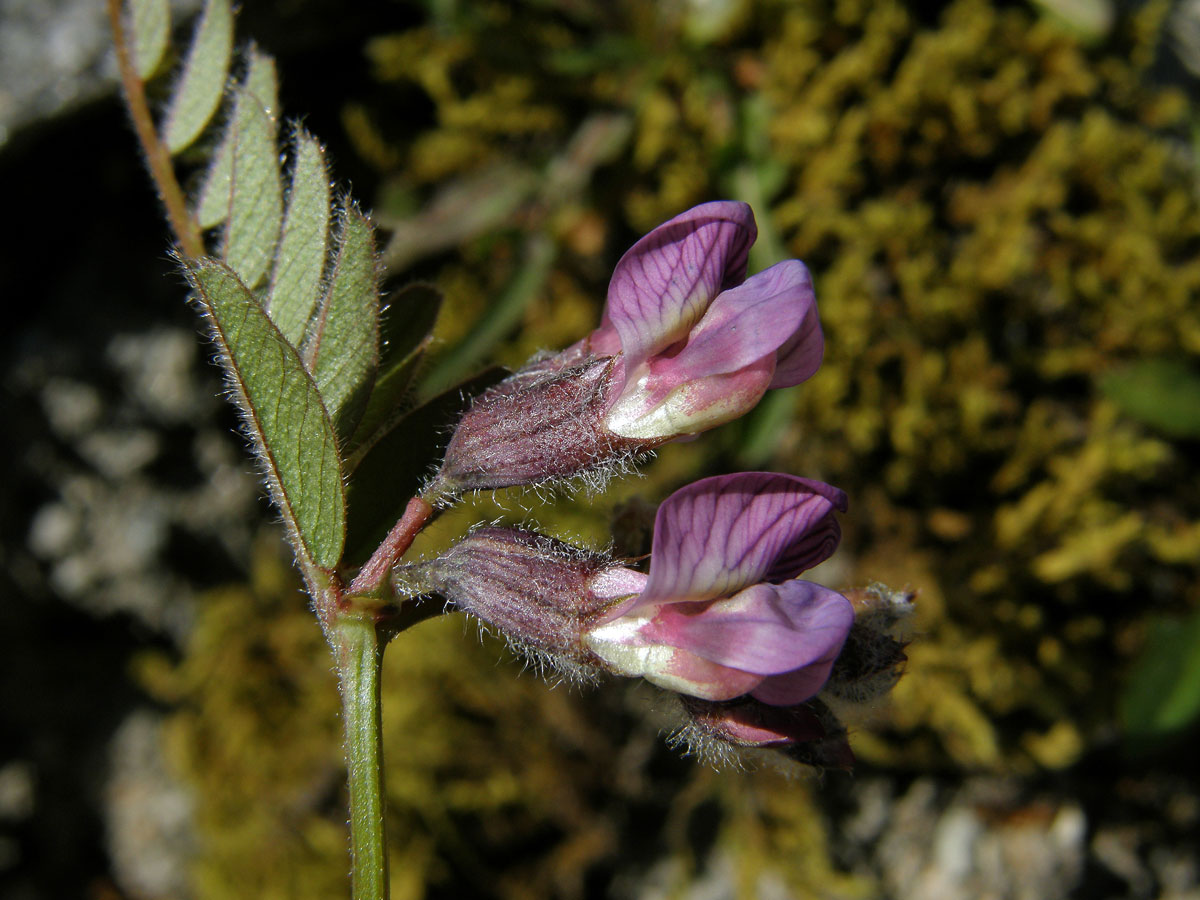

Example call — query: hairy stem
[350,497,435,594]
[335,616,390,900]
[106,0,205,258]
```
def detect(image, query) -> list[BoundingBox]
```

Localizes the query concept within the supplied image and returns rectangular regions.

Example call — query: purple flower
[435,202,824,491]
[583,472,853,704]
[404,472,853,709]
[586,201,824,440]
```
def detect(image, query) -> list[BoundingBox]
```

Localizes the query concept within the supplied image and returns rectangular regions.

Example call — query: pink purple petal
[748,651,843,706]
[654,649,766,701]
[644,581,853,677]
[585,321,623,358]
[764,511,842,582]
[648,260,815,383]
[606,201,756,378]
[768,268,823,388]
[639,472,848,603]
[603,355,776,440]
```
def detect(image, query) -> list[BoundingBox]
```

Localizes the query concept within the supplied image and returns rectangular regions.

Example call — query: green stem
[335,616,389,900]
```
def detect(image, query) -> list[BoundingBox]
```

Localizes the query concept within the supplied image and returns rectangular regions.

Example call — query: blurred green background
[2,0,1199,897]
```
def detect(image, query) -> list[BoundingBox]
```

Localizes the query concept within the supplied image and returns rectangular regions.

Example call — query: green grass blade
[419,231,556,400]
[343,369,504,565]
[162,0,234,154]
[195,49,280,230]
[343,283,443,466]
[303,207,381,441]
[219,50,282,289]
[268,130,331,347]
[184,257,346,570]
[128,0,170,79]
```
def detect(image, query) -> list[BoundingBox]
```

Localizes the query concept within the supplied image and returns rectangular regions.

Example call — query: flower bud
[674,695,855,771]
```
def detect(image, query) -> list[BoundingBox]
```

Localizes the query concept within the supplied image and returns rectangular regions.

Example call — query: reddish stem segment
[350,497,434,595]
[106,0,205,258]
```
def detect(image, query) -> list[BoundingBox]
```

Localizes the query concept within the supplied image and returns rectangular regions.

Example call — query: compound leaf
[184,257,345,570]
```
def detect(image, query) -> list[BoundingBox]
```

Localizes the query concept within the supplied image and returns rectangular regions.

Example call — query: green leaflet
[303,208,381,441]
[195,49,280,230]
[215,52,283,289]
[162,0,233,154]
[184,258,346,570]
[343,283,443,467]
[129,0,170,79]
[268,131,331,347]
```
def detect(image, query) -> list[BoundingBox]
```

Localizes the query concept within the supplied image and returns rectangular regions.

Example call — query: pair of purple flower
[407,202,898,763]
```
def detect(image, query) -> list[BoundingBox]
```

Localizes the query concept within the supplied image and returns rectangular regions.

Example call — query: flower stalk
[351,496,436,595]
